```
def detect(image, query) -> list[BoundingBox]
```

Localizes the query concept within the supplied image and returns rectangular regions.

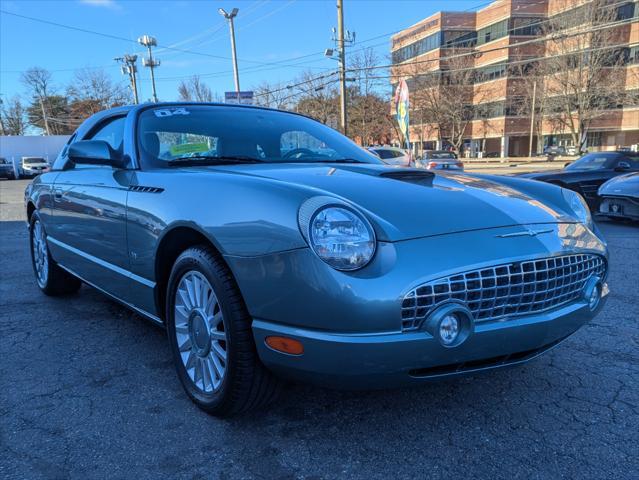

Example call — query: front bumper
[598,196,639,221]
[21,167,48,177]
[225,222,608,388]
[253,292,607,389]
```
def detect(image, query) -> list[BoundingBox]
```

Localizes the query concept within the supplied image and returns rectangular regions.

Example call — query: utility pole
[528,80,537,158]
[115,54,139,104]
[39,97,50,135]
[218,8,240,100]
[138,35,160,103]
[337,0,347,136]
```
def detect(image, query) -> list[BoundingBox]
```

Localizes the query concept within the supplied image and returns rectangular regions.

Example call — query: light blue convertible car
[25,103,609,416]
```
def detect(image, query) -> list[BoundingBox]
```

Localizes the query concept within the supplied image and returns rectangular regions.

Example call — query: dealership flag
[394,79,410,149]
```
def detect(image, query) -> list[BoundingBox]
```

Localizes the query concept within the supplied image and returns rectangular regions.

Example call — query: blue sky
[1,0,482,103]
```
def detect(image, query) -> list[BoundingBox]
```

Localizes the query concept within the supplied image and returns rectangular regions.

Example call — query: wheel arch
[26,201,36,224]
[153,223,236,321]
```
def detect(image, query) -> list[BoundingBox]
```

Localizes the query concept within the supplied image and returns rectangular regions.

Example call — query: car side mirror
[614,161,630,172]
[68,140,125,168]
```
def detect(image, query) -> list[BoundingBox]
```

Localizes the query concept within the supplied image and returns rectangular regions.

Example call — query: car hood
[599,172,639,198]
[208,163,574,240]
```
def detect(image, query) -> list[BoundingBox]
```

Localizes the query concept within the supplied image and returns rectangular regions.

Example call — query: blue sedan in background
[25,103,608,416]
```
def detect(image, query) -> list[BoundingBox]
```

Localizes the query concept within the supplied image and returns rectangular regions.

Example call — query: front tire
[29,212,81,296]
[166,245,280,416]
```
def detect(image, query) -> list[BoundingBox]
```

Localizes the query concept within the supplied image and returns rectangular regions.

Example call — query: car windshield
[565,153,615,171]
[138,105,381,167]
[372,149,400,159]
[23,158,45,164]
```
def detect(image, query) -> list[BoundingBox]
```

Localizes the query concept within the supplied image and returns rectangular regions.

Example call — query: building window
[616,2,636,20]
[392,31,441,63]
[511,17,544,36]
[441,30,477,48]
[475,63,507,83]
[628,45,639,65]
[477,19,508,45]
[587,132,602,147]
[474,101,506,119]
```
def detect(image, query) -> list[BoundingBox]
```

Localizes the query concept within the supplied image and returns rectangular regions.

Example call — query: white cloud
[79,0,121,9]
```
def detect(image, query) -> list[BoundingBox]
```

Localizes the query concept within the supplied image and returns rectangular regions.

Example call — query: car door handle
[53,188,63,200]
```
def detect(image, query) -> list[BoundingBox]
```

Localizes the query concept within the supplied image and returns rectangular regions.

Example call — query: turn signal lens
[265,336,304,355]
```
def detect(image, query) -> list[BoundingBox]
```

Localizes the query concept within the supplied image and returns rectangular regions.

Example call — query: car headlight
[562,188,592,227]
[306,205,376,271]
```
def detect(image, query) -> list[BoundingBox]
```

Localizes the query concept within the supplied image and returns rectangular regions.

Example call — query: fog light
[582,276,602,311]
[439,314,460,345]
[423,302,474,348]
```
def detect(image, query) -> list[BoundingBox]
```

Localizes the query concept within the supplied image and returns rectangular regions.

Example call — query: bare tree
[348,48,393,145]
[21,67,54,134]
[409,49,478,152]
[293,71,339,126]
[253,81,293,110]
[540,0,628,152]
[177,75,213,102]
[1,96,27,135]
[67,68,131,119]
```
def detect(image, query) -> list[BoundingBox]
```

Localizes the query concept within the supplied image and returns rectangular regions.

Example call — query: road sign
[224,91,254,105]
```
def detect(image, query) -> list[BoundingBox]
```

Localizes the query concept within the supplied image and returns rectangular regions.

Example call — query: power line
[250,16,637,101]
[345,16,638,74]
[0,8,329,71]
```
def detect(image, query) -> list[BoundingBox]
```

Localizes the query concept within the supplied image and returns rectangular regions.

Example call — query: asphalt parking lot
[1,178,638,480]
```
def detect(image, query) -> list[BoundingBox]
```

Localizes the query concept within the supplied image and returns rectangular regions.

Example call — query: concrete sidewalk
[462,157,571,175]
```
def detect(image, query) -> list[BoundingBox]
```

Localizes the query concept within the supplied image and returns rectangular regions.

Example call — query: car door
[47,115,134,300]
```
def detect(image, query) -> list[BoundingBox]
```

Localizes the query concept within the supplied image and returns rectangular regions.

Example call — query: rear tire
[29,211,82,296]
[166,245,281,416]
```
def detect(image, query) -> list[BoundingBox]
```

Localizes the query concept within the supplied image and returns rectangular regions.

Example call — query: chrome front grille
[401,254,606,331]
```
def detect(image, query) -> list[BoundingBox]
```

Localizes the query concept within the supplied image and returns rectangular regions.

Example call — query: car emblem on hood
[496,228,553,238]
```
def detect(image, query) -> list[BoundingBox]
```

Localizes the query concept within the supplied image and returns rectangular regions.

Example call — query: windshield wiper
[167,155,263,167]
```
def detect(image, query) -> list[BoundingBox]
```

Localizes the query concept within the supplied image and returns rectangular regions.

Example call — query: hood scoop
[379,169,434,186]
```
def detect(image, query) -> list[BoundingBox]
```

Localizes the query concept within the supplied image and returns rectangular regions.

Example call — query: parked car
[543,145,566,156]
[519,151,639,210]
[597,172,639,221]
[20,157,50,178]
[417,150,464,171]
[26,103,609,416]
[566,146,581,156]
[0,157,16,180]
[367,146,411,167]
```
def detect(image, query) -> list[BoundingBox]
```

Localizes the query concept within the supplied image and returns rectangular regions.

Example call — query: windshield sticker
[169,143,209,156]
[153,107,190,118]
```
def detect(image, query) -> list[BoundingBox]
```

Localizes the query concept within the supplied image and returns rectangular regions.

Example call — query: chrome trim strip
[57,262,163,326]
[496,228,553,238]
[47,236,156,289]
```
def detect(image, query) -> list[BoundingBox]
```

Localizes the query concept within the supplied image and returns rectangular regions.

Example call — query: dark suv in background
[0,157,16,180]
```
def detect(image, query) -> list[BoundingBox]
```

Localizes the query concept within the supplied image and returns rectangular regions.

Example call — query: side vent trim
[129,186,164,194]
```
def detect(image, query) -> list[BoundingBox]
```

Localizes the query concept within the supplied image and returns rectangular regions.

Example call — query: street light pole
[219,8,240,100]
[138,35,160,103]
[337,0,347,136]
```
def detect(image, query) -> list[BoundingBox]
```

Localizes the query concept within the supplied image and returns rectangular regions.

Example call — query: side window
[87,116,126,150]
[621,157,639,169]
[52,133,77,170]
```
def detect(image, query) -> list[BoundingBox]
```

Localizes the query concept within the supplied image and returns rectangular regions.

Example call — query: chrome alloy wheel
[32,220,49,288]
[174,271,228,393]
